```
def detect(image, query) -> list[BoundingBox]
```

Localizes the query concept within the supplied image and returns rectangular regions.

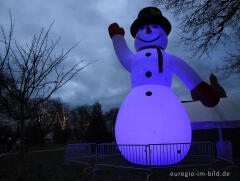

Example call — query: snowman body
[115,85,191,165]
[111,25,202,165]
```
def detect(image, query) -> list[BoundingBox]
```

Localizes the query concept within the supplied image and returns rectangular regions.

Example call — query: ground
[0,143,239,181]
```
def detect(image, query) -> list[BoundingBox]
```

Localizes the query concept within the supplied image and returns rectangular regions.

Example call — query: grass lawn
[0,148,149,181]
[28,142,66,152]
[0,149,68,181]
[0,144,239,181]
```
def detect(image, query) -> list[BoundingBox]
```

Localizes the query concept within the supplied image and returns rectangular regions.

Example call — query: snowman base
[115,85,192,166]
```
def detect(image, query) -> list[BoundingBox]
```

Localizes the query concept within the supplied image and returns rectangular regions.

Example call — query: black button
[145,71,152,77]
[146,91,152,96]
[145,53,151,57]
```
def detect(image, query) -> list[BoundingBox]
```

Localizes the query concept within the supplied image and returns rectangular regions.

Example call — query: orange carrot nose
[146,25,152,34]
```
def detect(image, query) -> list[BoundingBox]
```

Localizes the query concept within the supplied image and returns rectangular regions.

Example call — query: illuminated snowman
[108,7,219,165]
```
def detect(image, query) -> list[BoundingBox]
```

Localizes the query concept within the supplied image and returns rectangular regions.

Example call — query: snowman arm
[112,34,134,72]
[168,54,203,91]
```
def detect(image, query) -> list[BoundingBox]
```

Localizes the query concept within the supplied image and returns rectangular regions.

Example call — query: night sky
[1,0,239,112]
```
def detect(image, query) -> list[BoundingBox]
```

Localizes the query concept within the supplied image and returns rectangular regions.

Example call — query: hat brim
[130,15,171,37]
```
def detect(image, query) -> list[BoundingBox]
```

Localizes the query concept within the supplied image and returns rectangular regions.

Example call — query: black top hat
[130,7,171,37]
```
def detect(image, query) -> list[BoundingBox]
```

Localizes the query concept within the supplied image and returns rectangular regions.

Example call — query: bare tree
[0,14,92,179]
[70,105,92,141]
[152,0,240,76]
[29,98,69,144]
[104,108,119,141]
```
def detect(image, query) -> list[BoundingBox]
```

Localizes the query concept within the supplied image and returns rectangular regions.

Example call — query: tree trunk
[36,119,45,146]
[39,127,45,146]
[19,108,25,180]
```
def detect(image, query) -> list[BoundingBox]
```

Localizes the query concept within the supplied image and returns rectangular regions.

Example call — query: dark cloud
[0,0,239,112]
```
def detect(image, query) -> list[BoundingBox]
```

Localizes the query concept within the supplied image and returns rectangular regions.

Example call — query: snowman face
[134,25,168,51]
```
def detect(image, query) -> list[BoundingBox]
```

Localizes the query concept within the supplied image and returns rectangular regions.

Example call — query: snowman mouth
[138,35,160,42]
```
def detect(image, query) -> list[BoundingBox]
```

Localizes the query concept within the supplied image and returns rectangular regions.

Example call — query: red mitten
[108,23,125,38]
[191,82,220,107]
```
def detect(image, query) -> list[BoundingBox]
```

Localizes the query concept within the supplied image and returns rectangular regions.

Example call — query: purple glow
[115,85,192,165]
[134,25,168,50]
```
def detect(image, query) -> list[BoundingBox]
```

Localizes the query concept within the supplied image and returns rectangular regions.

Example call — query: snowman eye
[140,26,145,30]
[153,25,158,28]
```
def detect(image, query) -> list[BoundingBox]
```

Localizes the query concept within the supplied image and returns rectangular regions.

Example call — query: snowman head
[134,24,168,51]
[130,7,171,51]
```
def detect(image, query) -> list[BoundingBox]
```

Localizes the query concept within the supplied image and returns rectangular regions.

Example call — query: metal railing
[65,142,215,167]
[66,143,96,161]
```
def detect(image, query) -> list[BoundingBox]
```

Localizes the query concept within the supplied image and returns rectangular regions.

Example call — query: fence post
[148,145,151,167]
[65,144,68,161]
[95,144,98,162]
[145,145,148,166]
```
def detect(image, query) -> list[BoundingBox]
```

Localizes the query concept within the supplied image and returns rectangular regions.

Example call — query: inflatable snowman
[108,7,219,166]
